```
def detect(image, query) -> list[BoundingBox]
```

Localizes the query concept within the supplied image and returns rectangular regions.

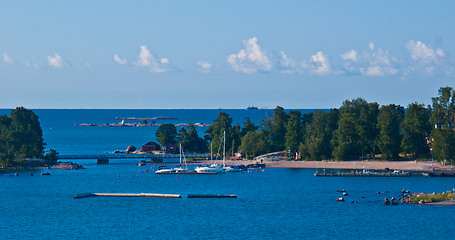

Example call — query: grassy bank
[411,191,455,203]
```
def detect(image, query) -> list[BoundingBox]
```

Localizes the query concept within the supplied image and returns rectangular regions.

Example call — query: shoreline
[182,159,448,172]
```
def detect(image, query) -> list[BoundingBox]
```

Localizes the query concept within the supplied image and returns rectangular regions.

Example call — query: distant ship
[247,106,258,110]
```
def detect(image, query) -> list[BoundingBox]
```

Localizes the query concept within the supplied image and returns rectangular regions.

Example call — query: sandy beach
[204,159,451,172]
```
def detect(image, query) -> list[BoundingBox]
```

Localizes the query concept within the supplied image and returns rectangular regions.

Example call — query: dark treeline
[0,107,57,167]
[165,86,455,163]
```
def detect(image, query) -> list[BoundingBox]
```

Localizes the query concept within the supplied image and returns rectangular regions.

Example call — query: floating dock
[155,170,198,174]
[187,194,237,198]
[74,193,181,198]
[314,171,411,177]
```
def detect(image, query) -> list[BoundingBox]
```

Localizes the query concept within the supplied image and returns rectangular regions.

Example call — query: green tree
[155,123,177,147]
[332,98,378,160]
[185,123,207,153]
[177,126,189,148]
[430,87,455,163]
[0,107,45,166]
[377,104,405,160]
[44,149,59,162]
[285,110,302,155]
[300,109,338,160]
[270,106,288,151]
[401,103,431,158]
[241,117,258,137]
[205,112,237,156]
[8,107,44,159]
[0,114,13,166]
[240,131,268,159]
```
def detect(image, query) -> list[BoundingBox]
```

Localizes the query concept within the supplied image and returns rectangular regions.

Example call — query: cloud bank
[113,45,170,72]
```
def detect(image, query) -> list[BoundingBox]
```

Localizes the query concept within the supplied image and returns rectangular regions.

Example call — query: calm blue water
[1,109,455,239]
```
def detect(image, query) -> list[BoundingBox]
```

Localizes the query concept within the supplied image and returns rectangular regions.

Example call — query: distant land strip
[115,116,177,120]
[74,122,210,127]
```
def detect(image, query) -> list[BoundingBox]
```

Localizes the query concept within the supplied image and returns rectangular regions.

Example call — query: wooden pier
[74,193,181,198]
[74,192,238,199]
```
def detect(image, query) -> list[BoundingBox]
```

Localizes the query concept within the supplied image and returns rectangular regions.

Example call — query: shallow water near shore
[2,109,455,239]
[2,165,455,239]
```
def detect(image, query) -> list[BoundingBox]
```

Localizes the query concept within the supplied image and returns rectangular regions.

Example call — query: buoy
[154,175,156,178]
[262,170,265,172]
[241,172,244,174]
[176,175,179,178]
[136,175,138,177]
[118,175,120,177]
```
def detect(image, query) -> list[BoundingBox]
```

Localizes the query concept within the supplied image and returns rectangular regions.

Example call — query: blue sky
[1,1,454,109]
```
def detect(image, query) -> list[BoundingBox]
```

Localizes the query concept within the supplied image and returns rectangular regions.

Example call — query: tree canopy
[155,123,177,147]
[0,107,44,166]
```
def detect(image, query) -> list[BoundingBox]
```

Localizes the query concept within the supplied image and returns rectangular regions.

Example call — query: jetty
[314,170,411,177]
[74,193,181,198]
[427,170,455,177]
[58,153,211,164]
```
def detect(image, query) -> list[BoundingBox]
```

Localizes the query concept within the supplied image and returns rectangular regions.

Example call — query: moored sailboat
[156,144,196,174]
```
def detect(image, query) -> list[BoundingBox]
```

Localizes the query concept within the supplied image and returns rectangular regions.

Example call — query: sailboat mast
[179,143,182,167]
[223,131,226,167]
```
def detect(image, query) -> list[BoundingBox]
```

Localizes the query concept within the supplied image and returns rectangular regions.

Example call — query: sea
[1,109,455,239]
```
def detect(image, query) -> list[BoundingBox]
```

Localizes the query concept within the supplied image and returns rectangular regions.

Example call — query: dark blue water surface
[2,167,455,239]
[1,109,455,239]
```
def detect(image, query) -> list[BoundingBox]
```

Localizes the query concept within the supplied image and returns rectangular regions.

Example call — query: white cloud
[47,53,69,68]
[113,54,127,65]
[3,53,13,63]
[404,40,450,76]
[341,43,398,77]
[160,58,169,64]
[310,51,331,75]
[341,50,358,62]
[369,42,375,50]
[361,66,398,77]
[197,60,212,73]
[279,51,298,74]
[227,37,272,74]
[405,40,443,64]
[134,45,168,72]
